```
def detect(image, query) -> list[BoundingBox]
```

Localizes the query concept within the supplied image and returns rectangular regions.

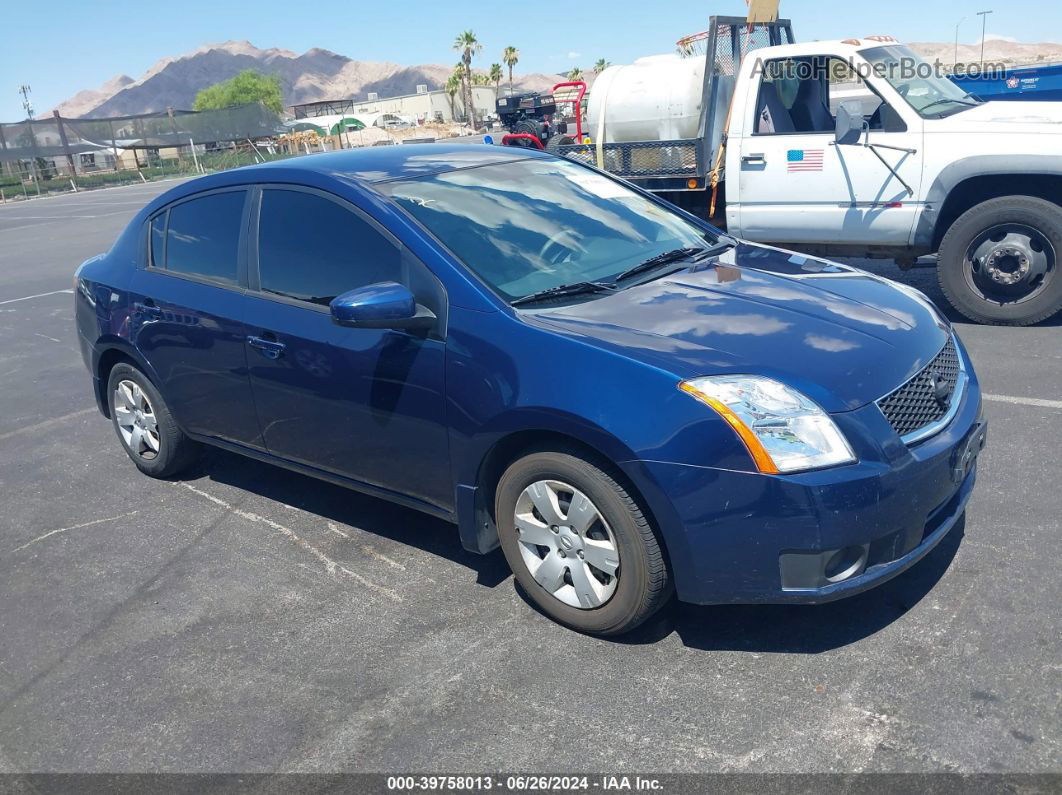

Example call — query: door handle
[133,301,163,320]
[741,153,766,166]
[247,335,286,360]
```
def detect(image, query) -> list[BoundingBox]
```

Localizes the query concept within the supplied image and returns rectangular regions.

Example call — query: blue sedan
[75,144,985,635]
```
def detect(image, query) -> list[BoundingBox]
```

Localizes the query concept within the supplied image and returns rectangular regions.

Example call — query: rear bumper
[621,365,984,605]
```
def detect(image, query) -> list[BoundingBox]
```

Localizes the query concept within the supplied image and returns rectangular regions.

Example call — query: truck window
[754,57,904,136]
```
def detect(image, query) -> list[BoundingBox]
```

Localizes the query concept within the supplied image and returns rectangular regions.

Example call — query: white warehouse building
[290,85,501,129]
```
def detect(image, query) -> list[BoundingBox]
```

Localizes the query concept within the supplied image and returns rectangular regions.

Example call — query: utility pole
[18,84,34,119]
[977,10,993,67]
[18,84,41,193]
[954,17,966,67]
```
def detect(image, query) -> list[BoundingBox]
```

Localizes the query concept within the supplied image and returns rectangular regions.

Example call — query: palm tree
[453,30,482,125]
[450,62,466,121]
[566,66,583,82]
[594,58,610,73]
[502,46,519,94]
[473,73,491,87]
[489,63,503,97]
[445,73,461,121]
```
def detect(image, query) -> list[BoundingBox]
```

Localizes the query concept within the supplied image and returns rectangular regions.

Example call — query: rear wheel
[107,363,198,478]
[545,133,575,153]
[938,196,1062,325]
[508,119,543,148]
[495,449,671,635]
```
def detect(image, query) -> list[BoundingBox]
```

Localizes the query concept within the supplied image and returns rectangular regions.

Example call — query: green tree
[453,30,482,125]
[193,69,283,113]
[566,66,584,82]
[502,46,519,94]
[445,72,462,120]
[594,58,610,73]
[489,63,503,97]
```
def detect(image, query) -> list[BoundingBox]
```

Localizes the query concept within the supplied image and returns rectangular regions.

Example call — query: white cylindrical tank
[585,54,705,143]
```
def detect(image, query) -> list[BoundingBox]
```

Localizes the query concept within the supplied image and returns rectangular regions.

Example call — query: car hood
[933,101,1062,133]
[527,243,950,413]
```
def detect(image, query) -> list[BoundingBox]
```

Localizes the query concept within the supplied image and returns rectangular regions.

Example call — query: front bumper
[621,356,984,606]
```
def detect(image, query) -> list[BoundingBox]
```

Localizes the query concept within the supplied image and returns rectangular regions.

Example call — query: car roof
[241,142,548,184]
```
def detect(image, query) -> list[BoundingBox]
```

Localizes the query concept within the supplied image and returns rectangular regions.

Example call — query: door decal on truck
[787,149,824,172]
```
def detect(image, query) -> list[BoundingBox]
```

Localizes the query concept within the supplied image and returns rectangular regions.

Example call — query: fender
[914,154,1062,248]
[89,337,167,420]
[452,408,695,585]
[453,408,643,555]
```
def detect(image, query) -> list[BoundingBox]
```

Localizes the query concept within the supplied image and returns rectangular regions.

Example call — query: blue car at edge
[75,144,986,635]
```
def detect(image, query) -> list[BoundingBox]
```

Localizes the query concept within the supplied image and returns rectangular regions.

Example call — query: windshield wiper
[919,96,980,115]
[510,281,616,307]
[613,237,737,283]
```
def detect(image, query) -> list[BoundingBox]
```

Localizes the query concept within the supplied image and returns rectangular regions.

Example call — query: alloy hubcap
[114,380,160,459]
[514,480,619,609]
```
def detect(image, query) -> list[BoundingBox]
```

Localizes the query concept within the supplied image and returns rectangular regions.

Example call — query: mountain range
[51,38,1062,119]
[52,40,565,118]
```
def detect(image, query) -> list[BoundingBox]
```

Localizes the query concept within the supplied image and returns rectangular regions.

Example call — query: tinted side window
[258,189,401,305]
[164,191,245,285]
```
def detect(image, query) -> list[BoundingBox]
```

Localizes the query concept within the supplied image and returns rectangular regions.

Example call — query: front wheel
[938,195,1062,325]
[495,449,671,635]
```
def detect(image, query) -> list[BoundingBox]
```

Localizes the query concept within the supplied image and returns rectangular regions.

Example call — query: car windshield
[377,157,716,303]
[860,45,982,118]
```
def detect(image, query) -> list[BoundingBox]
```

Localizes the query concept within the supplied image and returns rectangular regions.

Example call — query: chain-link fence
[0,102,366,201]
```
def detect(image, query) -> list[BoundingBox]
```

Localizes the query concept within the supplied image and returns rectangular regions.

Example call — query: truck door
[731,55,923,247]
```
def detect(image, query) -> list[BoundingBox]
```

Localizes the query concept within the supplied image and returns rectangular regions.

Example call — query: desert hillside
[52,40,564,118]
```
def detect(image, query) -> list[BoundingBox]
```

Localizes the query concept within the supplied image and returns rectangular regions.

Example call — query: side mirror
[329,282,436,331]
[834,100,866,146]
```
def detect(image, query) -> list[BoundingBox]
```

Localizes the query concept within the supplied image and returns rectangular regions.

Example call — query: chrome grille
[877,337,962,441]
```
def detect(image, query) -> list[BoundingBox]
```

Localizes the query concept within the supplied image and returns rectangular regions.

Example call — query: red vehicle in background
[497,81,587,151]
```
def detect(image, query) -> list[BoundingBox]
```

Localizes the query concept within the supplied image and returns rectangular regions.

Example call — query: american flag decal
[787,149,824,172]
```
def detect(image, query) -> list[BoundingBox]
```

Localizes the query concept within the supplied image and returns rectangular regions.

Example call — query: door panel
[244,187,451,510]
[243,298,450,509]
[735,57,923,246]
[131,189,260,446]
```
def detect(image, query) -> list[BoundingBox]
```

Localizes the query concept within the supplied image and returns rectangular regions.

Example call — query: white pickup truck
[558,17,1062,326]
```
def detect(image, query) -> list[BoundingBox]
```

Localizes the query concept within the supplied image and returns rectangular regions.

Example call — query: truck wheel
[495,448,672,635]
[938,196,1062,325]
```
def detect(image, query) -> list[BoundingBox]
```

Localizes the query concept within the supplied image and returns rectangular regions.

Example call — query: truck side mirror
[835,101,866,146]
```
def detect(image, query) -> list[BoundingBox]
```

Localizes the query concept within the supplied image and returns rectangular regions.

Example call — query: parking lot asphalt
[0,181,1059,774]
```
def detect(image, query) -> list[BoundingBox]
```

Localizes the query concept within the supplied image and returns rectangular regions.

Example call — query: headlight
[679,376,855,474]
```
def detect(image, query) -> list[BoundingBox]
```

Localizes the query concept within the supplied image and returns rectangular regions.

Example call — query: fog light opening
[824,545,868,583]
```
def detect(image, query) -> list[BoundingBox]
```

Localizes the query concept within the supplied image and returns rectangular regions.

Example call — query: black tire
[545,133,575,153]
[495,448,671,635]
[938,195,1062,326]
[106,362,198,478]
[508,119,542,148]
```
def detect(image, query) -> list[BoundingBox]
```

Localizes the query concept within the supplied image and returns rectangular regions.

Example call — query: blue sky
[2,0,1059,120]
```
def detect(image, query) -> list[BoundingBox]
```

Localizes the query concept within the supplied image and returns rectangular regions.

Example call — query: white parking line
[984,394,1062,410]
[0,289,73,306]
